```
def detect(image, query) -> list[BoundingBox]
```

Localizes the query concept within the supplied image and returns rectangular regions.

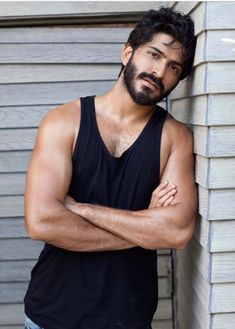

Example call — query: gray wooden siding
[0,4,173,328]
[0,1,164,27]
[0,1,160,18]
[169,2,235,329]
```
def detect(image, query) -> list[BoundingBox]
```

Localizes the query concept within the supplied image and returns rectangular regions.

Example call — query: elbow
[154,216,196,250]
[144,235,191,251]
[138,211,196,250]
[175,236,190,250]
[25,215,44,241]
[24,207,50,241]
[175,218,196,250]
[139,229,193,251]
[24,199,61,241]
[27,229,41,241]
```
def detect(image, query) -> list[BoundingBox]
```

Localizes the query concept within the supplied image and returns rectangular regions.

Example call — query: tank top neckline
[89,95,159,161]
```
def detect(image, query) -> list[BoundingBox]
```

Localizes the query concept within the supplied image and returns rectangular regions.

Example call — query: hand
[149,181,177,208]
[64,195,80,214]
[64,196,90,217]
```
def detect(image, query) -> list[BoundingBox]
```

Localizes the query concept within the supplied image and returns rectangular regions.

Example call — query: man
[24,7,197,329]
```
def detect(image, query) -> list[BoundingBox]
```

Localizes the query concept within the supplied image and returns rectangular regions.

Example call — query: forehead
[144,32,184,63]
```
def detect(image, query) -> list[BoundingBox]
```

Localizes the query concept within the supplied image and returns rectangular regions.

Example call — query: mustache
[138,72,164,94]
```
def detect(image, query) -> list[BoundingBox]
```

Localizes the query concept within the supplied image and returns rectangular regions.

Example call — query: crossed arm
[64,129,197,250]
[25,105,197,252]
[25,106,137,252]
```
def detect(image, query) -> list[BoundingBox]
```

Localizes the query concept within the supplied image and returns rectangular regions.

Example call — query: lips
[142,77,158,90]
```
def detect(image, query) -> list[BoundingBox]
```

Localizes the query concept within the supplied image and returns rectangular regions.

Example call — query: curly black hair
[119,7,196,80]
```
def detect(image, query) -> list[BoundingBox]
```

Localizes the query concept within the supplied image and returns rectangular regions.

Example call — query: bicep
[160,127,197,223]
[25,112,73,218]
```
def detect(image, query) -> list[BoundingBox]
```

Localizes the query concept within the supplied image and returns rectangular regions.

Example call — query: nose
[152,60,167,79]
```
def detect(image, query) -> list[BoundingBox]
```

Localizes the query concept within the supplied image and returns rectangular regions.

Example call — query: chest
[95,112,170,178]
[95,113,149,158]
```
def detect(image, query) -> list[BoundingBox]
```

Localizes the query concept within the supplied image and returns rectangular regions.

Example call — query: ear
[121,44,133,66]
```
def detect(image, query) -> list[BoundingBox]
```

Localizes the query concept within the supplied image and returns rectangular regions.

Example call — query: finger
[150,182,177,208]
[148,199,154,208]
[159,180,169,188]
[149,193,156,208]
[149,194,159,208]
[163,196,174,206]
[159,188,177,204]
[64,195,73,202]
[64,196,76,207]
[155,182,176,195]
[154,184,177,199]
[151,183,176,207]
[153,181,169,194]
[149,192,164,208]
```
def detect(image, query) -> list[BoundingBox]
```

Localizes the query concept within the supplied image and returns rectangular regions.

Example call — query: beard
[123,57,177,106]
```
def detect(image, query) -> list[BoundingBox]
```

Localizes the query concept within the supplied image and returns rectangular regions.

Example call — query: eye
[170,64,180,75]
[146,51,160,59]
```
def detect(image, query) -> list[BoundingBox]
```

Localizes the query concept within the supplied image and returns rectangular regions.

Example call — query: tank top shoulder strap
[72,95,95,161]
[149,105,168,180]
[80,95,95,122]
[154,104,168,122]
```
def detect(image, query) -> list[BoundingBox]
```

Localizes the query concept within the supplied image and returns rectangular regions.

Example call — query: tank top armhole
[71,97,85,162]
[156,106,168,183]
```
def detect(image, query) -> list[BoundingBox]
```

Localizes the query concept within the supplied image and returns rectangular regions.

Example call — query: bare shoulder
[37,99,81,151]
[159,112,193,177]
[40,99,81,132]
[164,112,193,152]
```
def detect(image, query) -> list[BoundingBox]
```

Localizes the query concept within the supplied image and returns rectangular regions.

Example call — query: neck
[96,75,156,122]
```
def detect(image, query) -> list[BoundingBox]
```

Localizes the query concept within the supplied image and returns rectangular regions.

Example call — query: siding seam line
[205,1,213,328]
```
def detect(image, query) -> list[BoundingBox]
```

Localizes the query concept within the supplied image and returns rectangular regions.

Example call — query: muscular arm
[65,120,197,250]
[24,103,135,252]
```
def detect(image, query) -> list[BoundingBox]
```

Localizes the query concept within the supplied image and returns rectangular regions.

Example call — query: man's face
[122,33,184,106]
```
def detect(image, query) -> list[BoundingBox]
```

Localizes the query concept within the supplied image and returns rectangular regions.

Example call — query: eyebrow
[148,46,184,68]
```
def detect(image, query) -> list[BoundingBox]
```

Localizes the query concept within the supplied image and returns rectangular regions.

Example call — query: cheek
[134,57,152,74]
[165,75,179,91]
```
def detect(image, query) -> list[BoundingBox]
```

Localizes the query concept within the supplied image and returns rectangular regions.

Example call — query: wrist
[77,203,92,218]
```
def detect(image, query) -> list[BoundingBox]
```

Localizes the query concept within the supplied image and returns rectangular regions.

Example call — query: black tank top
[24,95,167,329]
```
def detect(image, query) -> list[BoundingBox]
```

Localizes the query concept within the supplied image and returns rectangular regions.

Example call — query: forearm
[76,202,196,250]
[25,201,135,252]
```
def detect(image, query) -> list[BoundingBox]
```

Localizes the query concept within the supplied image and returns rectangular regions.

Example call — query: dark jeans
[25,315,43,329]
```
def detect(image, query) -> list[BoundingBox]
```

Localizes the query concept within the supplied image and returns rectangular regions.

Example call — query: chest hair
[96,113,148,158]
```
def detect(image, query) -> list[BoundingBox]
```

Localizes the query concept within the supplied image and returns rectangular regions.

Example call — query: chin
[133,94,158,106]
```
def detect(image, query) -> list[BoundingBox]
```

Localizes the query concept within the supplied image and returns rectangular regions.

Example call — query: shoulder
[40,99,81,131]
[163,112,194,154]
[36,99,81,152]
[39,99,81,138]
